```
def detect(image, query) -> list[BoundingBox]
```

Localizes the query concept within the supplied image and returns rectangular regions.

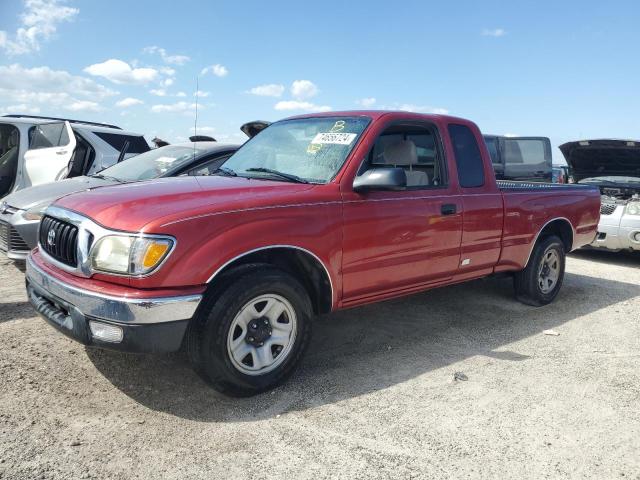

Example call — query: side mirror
[353,168,407,193]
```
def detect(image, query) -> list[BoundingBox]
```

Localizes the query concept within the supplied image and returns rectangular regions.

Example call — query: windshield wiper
[91,173,126,183]
[244,167,309,184]
[212,166,237,177]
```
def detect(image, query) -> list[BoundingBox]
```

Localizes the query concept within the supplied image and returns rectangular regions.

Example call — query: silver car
[560,139,640,252]
[0,142,239,260]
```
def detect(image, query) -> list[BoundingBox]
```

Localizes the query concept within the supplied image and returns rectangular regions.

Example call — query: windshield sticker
[307,143,323,154]
[311,132,357,145]
[330,120,346,133]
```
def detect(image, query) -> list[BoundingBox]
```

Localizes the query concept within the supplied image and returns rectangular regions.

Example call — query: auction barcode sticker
[311,132,357,145]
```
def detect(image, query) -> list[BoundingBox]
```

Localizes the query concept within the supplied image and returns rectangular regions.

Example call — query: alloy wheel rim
[538,247,560,294]
[226,294,297,376]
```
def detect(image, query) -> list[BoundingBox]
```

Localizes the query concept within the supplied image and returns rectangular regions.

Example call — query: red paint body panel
[42,111,600,310]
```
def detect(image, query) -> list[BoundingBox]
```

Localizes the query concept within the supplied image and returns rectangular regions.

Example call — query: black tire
[187,266,313,397]
[514,235,566,307]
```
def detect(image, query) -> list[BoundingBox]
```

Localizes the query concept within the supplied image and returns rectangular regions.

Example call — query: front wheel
[187,266,313,396]
[514,235,566,306]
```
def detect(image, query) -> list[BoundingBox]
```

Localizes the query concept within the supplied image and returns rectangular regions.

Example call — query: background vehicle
[484,135,552,182]
[0,142,240,260]
[552,165,570,183]
[0,115,149,199]
[561,139,640,252]
[25,111,599,396]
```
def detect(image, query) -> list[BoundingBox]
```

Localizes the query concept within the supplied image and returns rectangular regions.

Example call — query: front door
[341,121,463,303]
[23,121,76,187]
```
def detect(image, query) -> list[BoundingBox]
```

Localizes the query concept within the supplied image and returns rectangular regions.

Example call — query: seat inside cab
[0,125,20,197]
[360,123,445,188]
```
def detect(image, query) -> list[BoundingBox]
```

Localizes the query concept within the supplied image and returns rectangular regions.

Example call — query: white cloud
[381,103,449,115]
[65,100,101,112]
[0,0,79,56]
[482,28,506,37]
[116,97,143,108]
[356,97,376,108]
[151,101,200,113]
[247,84,285,97]
[175,91,187,97]
[0,104,41,115]
[149,88,167,96]
[274,100,331,113]
[291,80,318,100]
[143,46,190,65]
[0,63,116,113]
[84,59,158,85]
[504,132,519,137]
[201,64,229,77]
[194,91,210,97]
[190,126,216,134]
[162,78,174,87]
[159,66,176,76]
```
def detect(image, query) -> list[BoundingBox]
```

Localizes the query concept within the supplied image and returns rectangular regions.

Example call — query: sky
[1,0,639,163]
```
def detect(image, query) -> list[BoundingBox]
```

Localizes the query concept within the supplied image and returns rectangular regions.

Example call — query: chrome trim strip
[205,245,335,307]
[26,255,202,324]
[522,217,575,268]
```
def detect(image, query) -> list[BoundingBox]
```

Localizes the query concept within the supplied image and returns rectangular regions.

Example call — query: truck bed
[497,180,596,192]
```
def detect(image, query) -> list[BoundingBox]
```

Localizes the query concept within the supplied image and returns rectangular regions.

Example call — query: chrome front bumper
[591,205,640,251]
[25,255,203,352]
[25,255,202,324]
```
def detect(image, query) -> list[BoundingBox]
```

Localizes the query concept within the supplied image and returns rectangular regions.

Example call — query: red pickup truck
[26,111,600,396]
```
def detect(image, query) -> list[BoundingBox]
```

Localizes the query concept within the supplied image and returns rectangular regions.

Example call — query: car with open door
[0,121,271,260]
[0,141,242,260]
[561,139,640,252]
[0,115,149,200]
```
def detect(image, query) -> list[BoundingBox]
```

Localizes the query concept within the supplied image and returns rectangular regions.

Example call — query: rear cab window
[449,124,485,188]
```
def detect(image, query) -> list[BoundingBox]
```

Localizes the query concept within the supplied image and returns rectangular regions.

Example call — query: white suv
[0,115,149,199]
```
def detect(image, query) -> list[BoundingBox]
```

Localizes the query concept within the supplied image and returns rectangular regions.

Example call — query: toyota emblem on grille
[47,229,56,247]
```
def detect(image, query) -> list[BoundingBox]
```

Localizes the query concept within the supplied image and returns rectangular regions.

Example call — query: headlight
[626,202,640,216]
[90,235,174,275]
[22,202,50,221]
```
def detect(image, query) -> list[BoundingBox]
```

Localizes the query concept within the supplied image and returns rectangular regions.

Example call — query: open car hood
[559,139,640,182]
[241,121,271,138]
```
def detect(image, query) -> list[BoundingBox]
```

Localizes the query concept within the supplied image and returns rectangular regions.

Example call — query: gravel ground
[0,250,639,480]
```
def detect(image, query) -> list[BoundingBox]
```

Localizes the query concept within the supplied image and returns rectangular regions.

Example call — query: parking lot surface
[0,251,639,479]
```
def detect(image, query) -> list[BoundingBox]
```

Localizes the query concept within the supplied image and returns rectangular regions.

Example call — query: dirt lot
[0,251,639,480]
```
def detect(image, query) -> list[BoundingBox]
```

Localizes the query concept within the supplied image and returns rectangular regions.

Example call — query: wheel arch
[207,246,334,314]
[524,217,574,268]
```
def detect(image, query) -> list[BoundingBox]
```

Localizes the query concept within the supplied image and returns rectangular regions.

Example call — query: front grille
[600,203,617,216]
[0,221,8,252]
[39,216,78,267]
[9,227,29,252]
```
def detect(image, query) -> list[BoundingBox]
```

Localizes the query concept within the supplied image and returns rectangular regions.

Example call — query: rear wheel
[187,266,313,396]
[514,235,566,306]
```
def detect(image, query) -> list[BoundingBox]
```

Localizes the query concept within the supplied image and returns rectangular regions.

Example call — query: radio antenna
[193,76,199,155]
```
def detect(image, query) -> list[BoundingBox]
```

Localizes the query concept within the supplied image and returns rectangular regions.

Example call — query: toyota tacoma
[26,111,600,396]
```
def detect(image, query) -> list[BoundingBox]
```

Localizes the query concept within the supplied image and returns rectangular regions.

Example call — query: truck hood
[559,139,640,182]
[3,176,114,210]
[52,176,316,232]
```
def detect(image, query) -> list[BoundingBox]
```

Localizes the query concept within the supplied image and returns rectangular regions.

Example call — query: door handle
[56,150,68,155]
[441,204,457,216]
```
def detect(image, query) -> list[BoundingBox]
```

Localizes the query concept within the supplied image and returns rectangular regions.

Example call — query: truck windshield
[222,116,370,183]
[95,145,206,181]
